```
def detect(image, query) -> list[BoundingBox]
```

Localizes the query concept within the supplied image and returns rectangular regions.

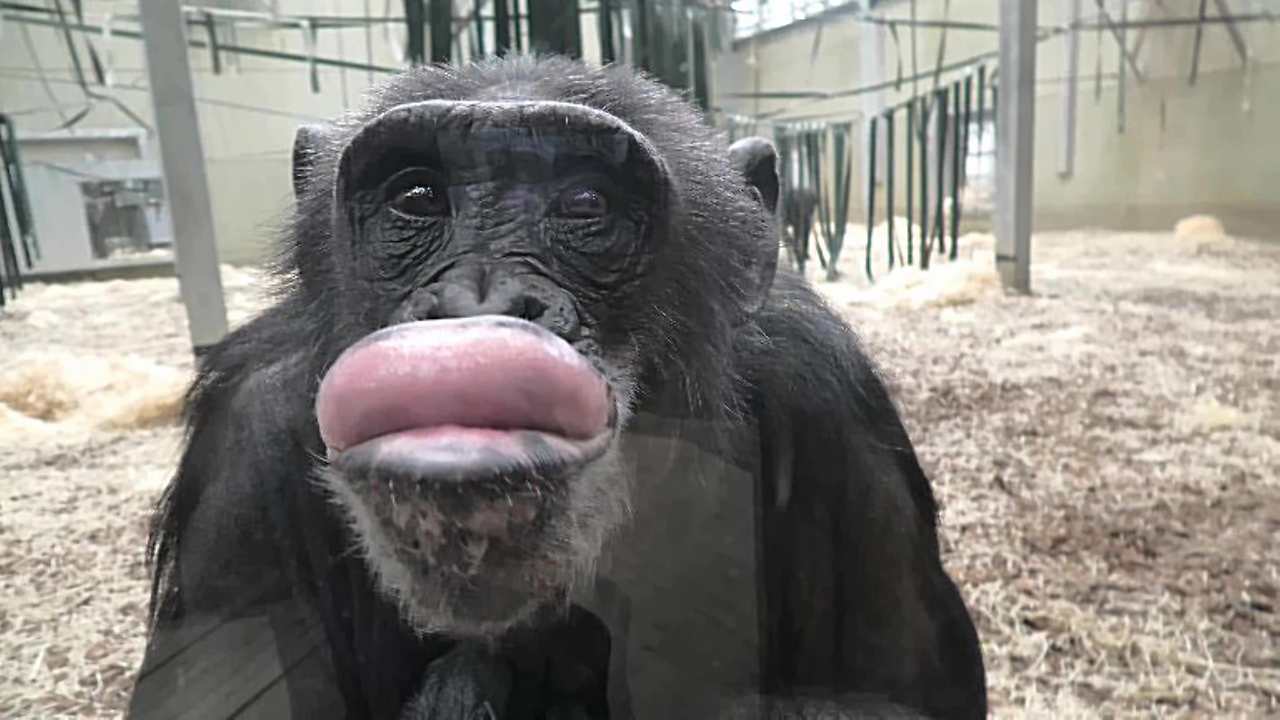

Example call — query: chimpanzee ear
[292,122,336,201]
[729,137,781,315]
[729,137,780,215]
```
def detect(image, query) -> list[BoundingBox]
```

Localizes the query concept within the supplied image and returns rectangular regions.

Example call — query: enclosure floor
[1,229,1277,718]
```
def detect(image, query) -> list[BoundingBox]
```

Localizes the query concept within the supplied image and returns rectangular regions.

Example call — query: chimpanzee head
[289,57,780,637]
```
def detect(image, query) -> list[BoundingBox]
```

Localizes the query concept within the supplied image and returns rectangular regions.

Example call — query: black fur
[129,56,985,720]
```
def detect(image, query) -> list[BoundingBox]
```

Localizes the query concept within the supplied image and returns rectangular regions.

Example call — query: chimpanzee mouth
[315,315,617,523]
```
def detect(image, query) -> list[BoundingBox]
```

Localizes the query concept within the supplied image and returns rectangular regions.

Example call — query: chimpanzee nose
[391,264,582,339]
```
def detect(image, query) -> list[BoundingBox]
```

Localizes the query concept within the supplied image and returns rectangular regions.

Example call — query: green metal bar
[905,99,914,265]
[598,0,614,62]
[929,85,947,265]
[495,0,511,53]
[429,0,452,63]
[0,115,38,267]
[949,79,962,260]
[917,95,929,269]
[6,12,400,73]
[883,108,895,270]
[404,0,426,65]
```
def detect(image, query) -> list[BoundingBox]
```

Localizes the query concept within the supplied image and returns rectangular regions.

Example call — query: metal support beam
[1091,0,1145,83]
[139,0,229,358]
[995,0,1036,294]
[1212,0,1250,66]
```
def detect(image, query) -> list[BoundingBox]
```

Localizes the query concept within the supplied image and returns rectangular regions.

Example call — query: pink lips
[315,317,613,456]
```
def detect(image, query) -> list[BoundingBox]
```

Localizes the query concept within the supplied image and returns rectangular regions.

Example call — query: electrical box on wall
[15,129,176,278]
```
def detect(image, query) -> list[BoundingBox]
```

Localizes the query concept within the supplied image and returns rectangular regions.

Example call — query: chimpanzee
[128,56,986,720]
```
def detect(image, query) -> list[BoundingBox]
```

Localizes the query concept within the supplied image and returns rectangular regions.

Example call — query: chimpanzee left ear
[729,137,781,314]
[729,137,780,215]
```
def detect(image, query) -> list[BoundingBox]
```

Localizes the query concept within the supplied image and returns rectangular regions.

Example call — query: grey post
[995,0,1037,294]
[139,0,229,359]
[1058,0,1081,179]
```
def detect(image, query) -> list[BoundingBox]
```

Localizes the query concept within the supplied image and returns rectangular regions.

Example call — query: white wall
[0,0,614,266]
[711,0,1280,237]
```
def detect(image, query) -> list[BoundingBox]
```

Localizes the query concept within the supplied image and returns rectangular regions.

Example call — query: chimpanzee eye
[385,170,449,218]
[555,186,609,219]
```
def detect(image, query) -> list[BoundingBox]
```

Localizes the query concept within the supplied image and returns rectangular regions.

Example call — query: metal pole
[905,100,914,266]
[949,80,962,260]
[599,0,615,63]
[1060,0,1081,177]
[995,0,1036,294]
[930,86,948,264]
[865,116,878,283]
[885,109,895,269]
[917,95,929,270]
[139,0,229,358]
[976,64,987,147]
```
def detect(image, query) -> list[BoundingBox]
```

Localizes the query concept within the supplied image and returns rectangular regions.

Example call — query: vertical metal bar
[686,6,696,93]
[905,99,914,266]
[1117,0,1127,134]
[495,0,511,54]
[430,0,454,63]
[949,80,962,260]
[995,0,1037,294]
[634,0,649,71]
[917,95,929,270]
[865,116,878,283]
[404,0,426,65]
[513,0,524,53]
[1060,0,1080,177]
[139,0,229,357]
[976,64,987,148]
[930,86,947,264]
[961,73,973,191]
[0,116,38,266]
[885,109,895,269]
[599,0,615,63]
[475,0,487,56]
[1190,0,1209,85]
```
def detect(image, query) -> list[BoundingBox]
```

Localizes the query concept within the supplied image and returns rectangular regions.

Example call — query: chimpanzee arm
[744,272,987,720]
[128,304,353,719]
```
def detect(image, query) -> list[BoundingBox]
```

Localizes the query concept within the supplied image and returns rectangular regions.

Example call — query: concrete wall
[0,0,612,267]
[711,0,1280,239]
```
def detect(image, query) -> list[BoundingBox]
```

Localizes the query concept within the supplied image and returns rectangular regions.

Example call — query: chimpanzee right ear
[727,137,780,314]
[292,122,337,201]
[729,137,780,216]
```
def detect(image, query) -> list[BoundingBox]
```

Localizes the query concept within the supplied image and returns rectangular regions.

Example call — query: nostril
[392,291,440,324]
[518,296,549,323]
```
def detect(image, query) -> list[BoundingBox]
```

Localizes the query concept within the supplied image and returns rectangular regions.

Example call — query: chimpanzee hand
[400,641,512,720]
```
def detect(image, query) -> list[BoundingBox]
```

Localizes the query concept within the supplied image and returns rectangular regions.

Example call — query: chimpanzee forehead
[338,100,669,197]
[434,127,630,185]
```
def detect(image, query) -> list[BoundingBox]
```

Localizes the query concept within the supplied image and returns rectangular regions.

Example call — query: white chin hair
[311,437,633,637]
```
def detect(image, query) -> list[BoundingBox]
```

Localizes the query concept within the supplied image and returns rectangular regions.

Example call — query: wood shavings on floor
[2,227,1277,718]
